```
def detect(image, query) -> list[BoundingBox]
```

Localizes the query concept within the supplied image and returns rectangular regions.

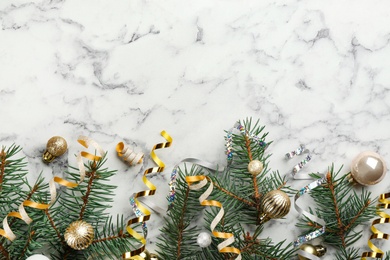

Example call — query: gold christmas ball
[42,136,68,163]
[298,243,326,259]
[248,160,264,176]
[259,190,291,223]
[150,253,159,260]
[350,151,386,186]
[138,249,151,260]
[64,220,94,250]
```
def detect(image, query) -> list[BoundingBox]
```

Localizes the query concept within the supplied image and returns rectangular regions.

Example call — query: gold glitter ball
[42,136,68,163]
[64,220,94,250]
[247,160,264,176]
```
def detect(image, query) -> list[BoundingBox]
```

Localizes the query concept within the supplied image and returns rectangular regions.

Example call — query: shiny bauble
[197,231,212,247]
[42,136,68,163]
[298,243,326,259]
[26,255,50,260]
[150,253,160,260]
[350,151,387,186]
[259,190,291,223]
[248,160,264,176]
[138,249,151,260]
[64,220,94,250]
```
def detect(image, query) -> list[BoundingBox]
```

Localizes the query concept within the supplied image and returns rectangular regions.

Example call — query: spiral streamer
[123,131,172,260]
[225,122,268,162]
[186,175,241,260]
[294,175,327,251]
[0,136,104,241]
[116,142,144,166]
[361,192,390,259]
[167,158,224,210]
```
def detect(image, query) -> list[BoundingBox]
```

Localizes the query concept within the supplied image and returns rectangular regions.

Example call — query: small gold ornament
[130,249,151,260]
[150,253,159,260]
[42,136,68,163]
[348,151,387,186]
[298,243,326,259]
[64,220,94,250]
[259,190,291,223]
[248,160,264,176]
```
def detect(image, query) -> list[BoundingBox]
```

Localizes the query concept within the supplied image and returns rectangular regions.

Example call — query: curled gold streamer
[0,136,104,241]
[186,175,242,260]
[123,130,172,260]
[362,192,390,259]
[116,142,144,166]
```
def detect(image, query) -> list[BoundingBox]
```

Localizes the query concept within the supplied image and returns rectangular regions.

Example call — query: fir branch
[211,179,255,207]
[79,161,98,220]
[297,164,377,256]
[19,231,35,259]
[0,148,7,191]
[176,186,191,259]
[44,208,66,247]
[326,172,346,247]
[0,243,9,259]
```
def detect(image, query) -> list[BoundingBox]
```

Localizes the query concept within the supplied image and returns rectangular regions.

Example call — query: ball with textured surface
[26,255,50,260]
[350,151,386,186]
[197,232,212,248]
[259,190,291,223]
[43,136,68,163]
[64,220,94,250]
[248,160,264,176]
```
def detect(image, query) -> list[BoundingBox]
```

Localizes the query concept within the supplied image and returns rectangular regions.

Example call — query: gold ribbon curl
[0,136,104,241]
[186,175,241,260]
[123,131,172,260]
[362,192,390,259]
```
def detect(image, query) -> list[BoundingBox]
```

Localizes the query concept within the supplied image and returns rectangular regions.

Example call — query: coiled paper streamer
[123,130,172,260]
[361,192,390,259]
[186,175,241,260]
[294,175,328,260]
[167,158,225,210]
[116,142,144,166]
[0,136,104,241]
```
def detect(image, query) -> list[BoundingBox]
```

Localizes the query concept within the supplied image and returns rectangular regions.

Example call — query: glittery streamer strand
[294,175,327,251]
[186,175,241,260]
[361,192,390,259]
[116,142,144,166]
[225,122,268,162]
[123,131,172,260]
[285,144,307,159]
[0,136,104,241]
[292,154,312,175]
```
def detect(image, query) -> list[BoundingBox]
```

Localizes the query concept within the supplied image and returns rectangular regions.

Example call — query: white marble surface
[1,0,390,258]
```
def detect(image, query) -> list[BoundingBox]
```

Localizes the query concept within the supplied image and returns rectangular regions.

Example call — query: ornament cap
[314,245,326,256]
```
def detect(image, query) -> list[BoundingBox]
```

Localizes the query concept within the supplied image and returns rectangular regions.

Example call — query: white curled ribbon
[167,158,224,211]
[186,175,241,260]
[294,175,327,259]
[116,142,144,166]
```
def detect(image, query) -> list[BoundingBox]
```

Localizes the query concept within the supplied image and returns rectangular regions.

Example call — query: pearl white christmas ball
[248,160,264,176]
[26,255,50,260]
[350,151,387,186]
[197,232,212,248]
